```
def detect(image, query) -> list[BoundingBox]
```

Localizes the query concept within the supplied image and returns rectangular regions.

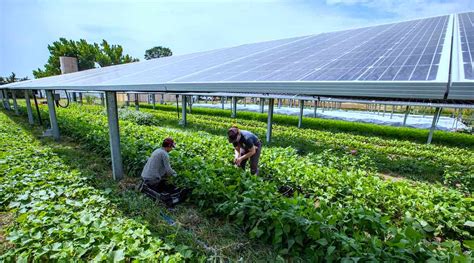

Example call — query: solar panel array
[5,13,474,101]
[459,12,474,80]
[174,16,449,82]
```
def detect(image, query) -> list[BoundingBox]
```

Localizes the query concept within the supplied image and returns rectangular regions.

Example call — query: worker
[141,137,177,192]
[227,126,262,175]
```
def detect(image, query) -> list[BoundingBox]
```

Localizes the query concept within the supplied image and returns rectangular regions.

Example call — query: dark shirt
[233,130,260,150]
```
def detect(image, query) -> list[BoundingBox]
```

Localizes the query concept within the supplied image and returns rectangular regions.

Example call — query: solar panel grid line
[95,49,227,85]
[465,13,474,78]
[459,13,473,79]
[408,17,444,80]
[391,18,439,81]
[357,19,425,81]
[224,30,361,81]
[355,23,416,80]
[168,35,315,83]
[297,25,398,81]
[431,15,451,82]
[217,30,358,81]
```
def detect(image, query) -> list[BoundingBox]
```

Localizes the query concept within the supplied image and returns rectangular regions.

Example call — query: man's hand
[234,157,242,166]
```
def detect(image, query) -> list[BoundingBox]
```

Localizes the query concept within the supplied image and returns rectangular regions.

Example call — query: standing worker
[141,137,177,192]
[227,126,262,175]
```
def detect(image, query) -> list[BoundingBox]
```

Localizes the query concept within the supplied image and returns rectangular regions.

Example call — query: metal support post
[221,97,225,109]
[188,96,192,113]
[151,94,156,109]
[180,95,187,126]
[383,105,386,117]
[260,98,265,113]
[25,90,34,125]
[313,100,318,117]
[33,91,43,125]
[298,100,304,128]
[134,93,139,110]
[105,91,124,181]
[12,90,19,115]
[231,96,237,118]
[266,98,274,143]
[402,106,410,126]
[427,107,442,144]
[390,106,394,119]
[4,90,11,110]
[160,94,164,104]
[46,90,60,141]
[100,93,105,106]
[278,99,282,108]
[72,92,77,102]
[126,93,130,106]
[0,89,4,109]
[78,93,83,104]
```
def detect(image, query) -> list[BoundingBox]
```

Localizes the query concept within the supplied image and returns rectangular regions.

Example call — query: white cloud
[326,0,472,18]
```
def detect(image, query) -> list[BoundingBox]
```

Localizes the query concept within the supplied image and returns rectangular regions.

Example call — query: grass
[2,109,279,261]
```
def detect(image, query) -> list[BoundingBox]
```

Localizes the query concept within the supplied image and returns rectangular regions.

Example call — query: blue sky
[0,0,472,78]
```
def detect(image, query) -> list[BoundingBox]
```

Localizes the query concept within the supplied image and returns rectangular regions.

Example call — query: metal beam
[188,96,192,113]
[105,91,124,181]
[25,90,34,125]
[313,100,318,117]
[259,98,265,113]
[231,96,237,118]
[180,95,187,125]
[266,98,274,143]
[427,107,442,144]
[46,90,60,141]
[134,93,139,110]
[402,106,410,126]
[4,90,11,110]
[0,89,4,109]
[12,90,19,115]
[298,100,304,128]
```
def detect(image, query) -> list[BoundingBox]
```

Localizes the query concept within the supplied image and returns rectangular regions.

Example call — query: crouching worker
[227,126,262,175]
[140,137,189,206]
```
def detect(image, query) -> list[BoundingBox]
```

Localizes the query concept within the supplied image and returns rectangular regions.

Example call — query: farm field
[1,102,473,261]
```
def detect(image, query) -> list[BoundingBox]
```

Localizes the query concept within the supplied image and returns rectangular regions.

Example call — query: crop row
[134,105,474,192]
[0,112,184,262]
[40,104,473,260]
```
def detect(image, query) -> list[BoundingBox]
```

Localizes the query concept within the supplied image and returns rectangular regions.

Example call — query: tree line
[1,38,172,84]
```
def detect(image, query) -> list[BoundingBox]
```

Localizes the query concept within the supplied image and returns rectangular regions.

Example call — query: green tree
[33,38,139,78]
[95,40,139,67]
[144,46,172,60]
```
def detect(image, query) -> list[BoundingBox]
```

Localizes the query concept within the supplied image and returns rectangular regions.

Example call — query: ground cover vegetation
[7,102,472,261]
[0,112,188,261]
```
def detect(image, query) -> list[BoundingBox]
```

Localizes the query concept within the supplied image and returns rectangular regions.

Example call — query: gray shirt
[141,147,177,181]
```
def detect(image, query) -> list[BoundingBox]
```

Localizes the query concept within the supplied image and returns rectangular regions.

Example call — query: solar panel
[4,13,466,100]
[174,16,449,82]
[458,12,474,79]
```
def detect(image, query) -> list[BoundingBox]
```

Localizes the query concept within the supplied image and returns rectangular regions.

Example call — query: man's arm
[234,145,241,161]
[163,153,177,177]
[235,145,256,165]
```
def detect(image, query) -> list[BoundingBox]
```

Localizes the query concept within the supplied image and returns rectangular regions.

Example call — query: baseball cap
[162,137,176,148]
[227,127,239,143]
